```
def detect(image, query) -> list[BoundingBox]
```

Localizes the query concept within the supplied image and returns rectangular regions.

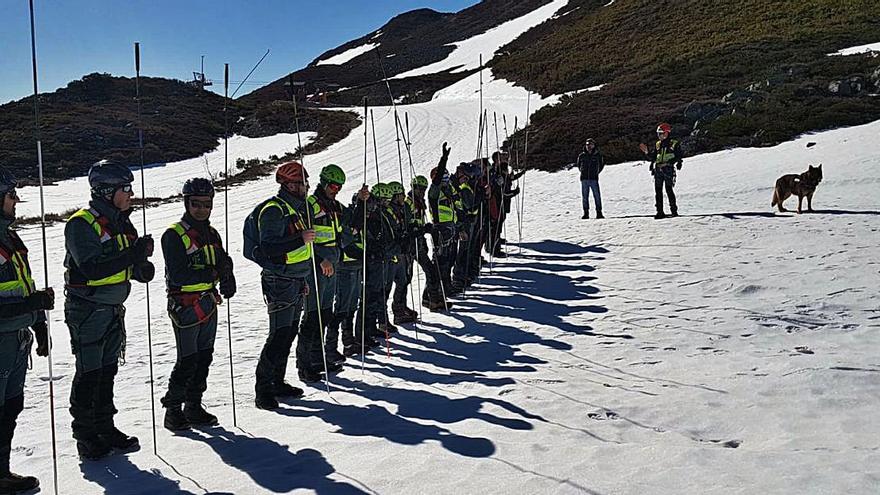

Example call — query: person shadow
[79,452,199,495]
[176,426,369,494]
[274,398,496,459]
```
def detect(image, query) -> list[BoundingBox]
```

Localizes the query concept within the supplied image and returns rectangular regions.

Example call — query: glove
[26,289,55,311]
[219,273,237,299]
[676,162,683,170]
[422,223,434,235]
[649,164,655,175]
[132,235,154,262]
[32,321,50,357]
[442,142,450,159]
[133,261,155,283]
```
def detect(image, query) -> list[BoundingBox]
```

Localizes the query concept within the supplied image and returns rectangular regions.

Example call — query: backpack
[242,198,273,266]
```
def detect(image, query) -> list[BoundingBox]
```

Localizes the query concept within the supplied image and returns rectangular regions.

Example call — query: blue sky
[1,0,477,104]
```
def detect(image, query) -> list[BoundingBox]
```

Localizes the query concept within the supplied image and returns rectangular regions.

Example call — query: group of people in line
[0,141,522,493]
[578,122,685,219]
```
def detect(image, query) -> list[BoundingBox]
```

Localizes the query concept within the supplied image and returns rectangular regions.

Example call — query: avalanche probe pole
[369,110,391,358]
[400,113,424,331]
[222,64,238,427]
[361,98,369,372]
[134,42,159,456]
[27,2,59,493]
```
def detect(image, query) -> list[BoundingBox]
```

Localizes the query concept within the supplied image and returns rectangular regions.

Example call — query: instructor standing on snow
[160,178,236,431]
[641,123,683,219]
[0,168,52,493]
[64,160,154,460]
[577,139,604,219]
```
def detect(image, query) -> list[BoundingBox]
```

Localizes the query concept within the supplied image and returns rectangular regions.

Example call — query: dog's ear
[818,164,822,169]
[808,164,815,170]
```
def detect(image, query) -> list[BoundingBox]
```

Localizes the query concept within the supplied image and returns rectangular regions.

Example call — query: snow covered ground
[12,98,880,494]
[9,1,880,492]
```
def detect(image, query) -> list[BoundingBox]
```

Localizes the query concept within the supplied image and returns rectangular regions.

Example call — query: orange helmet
[657,122,672,135]
[276,161,307,184]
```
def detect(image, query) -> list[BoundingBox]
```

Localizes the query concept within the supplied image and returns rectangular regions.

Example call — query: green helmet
[387,181,404,195]
[411,175,428,188]
[371,182,391,200]
[319,164,346,186]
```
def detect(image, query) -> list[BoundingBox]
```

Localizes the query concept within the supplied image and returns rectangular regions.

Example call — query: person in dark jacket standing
[299,165,346,383]
[576,139,604,219]
[640,122,684,219]
[332,187,370,358]
[251,162,314,410]
[0,167,52,493]
[160,178,236,431]
[64,160,155,460]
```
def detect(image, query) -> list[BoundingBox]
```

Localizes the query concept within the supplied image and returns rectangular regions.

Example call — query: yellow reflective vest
[68,208,133,286]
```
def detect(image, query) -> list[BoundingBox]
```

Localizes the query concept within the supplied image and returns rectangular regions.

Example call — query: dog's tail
[771,187,778,207]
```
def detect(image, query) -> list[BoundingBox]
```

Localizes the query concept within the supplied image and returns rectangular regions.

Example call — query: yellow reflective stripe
[180,282,215,293]
[260,198,313,264]
[308,196,338,246]
[70,208,132,286]
[655,140,678,165]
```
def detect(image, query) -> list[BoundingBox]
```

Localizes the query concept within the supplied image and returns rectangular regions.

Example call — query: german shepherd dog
[772,164,823,213]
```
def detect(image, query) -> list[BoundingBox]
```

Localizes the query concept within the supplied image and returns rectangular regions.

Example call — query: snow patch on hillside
[316,42,378,66]
[828,41,880,56]
[392,0,570,79]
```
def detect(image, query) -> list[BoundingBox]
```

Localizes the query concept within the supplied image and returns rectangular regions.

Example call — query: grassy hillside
[0,73,358,181]
[490,0,880,169]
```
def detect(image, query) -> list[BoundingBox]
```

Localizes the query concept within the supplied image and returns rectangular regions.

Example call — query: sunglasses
[190,199,213,209]
[117,184,133,194]
[326,183,342,193]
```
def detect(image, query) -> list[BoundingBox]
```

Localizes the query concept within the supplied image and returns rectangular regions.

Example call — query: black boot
[0,472,39,493]
[273,381,304,398]
[98,427,139,453]
[582,211,589,219]
[184,402,218,427]
[163,405,190,432]
[298,368,324,383]
[76,435,112,461]
[596,210,604,219]
[255,394,279,411]
[654,211,666,219]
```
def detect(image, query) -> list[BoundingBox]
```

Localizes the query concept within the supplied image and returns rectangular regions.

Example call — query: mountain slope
[241,0,552,106]
[490,0,880,168]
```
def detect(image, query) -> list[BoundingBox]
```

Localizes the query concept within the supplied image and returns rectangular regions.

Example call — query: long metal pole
[222,64,238,427]
[27,2,59,493]
[369,110,390,357]
[134,42,159,457]
[292,94,331,393]
[400,113,424,329]
[361,98,369,371]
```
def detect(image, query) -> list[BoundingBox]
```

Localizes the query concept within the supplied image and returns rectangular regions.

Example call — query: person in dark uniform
[250,162,314,410]
[160,178,236,430]
[641,123,684,219]
[64,160,154,459]
[0,167,52,493]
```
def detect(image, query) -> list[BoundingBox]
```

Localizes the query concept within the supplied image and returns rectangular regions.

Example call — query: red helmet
[276,161,307,184]
[656,122,672,134]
